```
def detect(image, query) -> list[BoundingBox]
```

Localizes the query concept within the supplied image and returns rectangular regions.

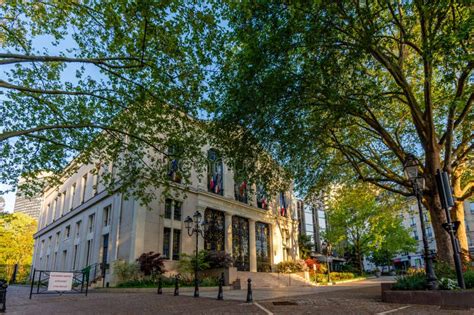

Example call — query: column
[224,213,233,256]
[249,219,257,272]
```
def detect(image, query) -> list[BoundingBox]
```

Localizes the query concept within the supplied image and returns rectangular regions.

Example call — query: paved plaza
[4,278,473,314]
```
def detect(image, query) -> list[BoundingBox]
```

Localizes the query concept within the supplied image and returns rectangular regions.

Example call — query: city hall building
[31,145,300,285]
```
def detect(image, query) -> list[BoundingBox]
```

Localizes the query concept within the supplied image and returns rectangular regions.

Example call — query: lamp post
[322,240,332,283]
[184,211,208,298]
[404,154,437,290]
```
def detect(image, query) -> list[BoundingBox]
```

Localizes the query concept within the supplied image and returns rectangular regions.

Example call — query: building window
[204,208,225,251]
[234,174,248,203]
[470,202,474,214]
[93,163,101,195]
[86,240,92,266]
[46,203,51,225]
[65,225,71,239]
[173,201,182,221]
[426,227,433,238]
[163,227,171,259]
[103,205,111,227]
[413,230,419,241]
[55,231,60,249]
[70,183,76,210]
[256,185,269,210]
[75,221,81,238]
[167,146,182,183]
[410,216,416,226]
[279,192,288,216]
[172,229,181,261]
[73,245,78,270]
[53,198,58,221]
[40,240,45,257]
[62,250,68,270]
[60,191,66,216]
[164,199,172,219]
[423,212,429,222]
[207,149,223,195]
[81,174,88,203]
[88,214,95,233]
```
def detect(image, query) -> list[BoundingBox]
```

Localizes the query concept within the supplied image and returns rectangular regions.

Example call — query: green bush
[464,270,474,289]
[275,260,305,273]
[116,275,219,288]
[392,272,427,290]
[438,277,459,290]
[113,260,141,284]
[329,272,356,281]
[434,261,456,279]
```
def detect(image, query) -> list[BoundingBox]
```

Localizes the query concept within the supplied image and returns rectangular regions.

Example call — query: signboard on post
[47,272,74,291]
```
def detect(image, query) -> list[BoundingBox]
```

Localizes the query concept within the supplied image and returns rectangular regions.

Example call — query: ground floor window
[256,222,271,272]
[204,208,225,251]
[172,229,181,261]
[232,216,249,271]
[163,227,171,259]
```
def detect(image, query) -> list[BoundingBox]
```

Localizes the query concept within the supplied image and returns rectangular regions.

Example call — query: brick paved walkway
[5,280,473,314]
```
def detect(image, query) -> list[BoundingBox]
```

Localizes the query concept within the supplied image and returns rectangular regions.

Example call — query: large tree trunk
[424,147,454,266]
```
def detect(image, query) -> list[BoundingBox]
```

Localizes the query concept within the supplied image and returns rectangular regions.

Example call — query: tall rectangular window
[86,240,92,266]
[172,229,181,260]
[81,174,88,203]
[55,231,61,248]
[163,227,171,259]
[173,201,182,221]
[164,199,172,219]
[62,250,67,270]
[103,205,111,226]
[73,245,78,270]
[75,220,81,238]
[88,214,95,233]
[65,225,71,239]
[60,192,66,216]
[70,183,76,210]
[53,198,58,221]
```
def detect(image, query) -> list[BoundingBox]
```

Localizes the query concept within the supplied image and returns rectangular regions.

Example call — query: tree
[324,183,415,273]
[1,1,220,204]
[298,234,314,259]
[211,1,473,265]
[0,212,37,280]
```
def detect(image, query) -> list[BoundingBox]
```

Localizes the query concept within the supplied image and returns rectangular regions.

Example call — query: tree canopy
[325,183,416,272]
[0,1,221,203]
[211,1,473,265]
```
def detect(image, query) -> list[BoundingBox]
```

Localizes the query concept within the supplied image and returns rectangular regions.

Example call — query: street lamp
[404,154,437,290]
[322,240,332,283]
[184,211,208,297]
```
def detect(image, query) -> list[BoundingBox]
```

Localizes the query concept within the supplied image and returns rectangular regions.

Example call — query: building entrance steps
[235,271,316,288]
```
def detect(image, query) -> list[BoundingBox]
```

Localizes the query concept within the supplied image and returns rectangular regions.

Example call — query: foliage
[275,260,306,273]
[206,251,234,269]
[325,183,415,273]
[212,0,473,266]
[116,275,219,288]
[0,212,37,280]
[434,261,456,280]
[177,250,210,275]
[392,270,427,291]
[136,252,165,277]
[305,258,326,274]
[113,260,141,284]
[464,270,474,289]
[438,278,459,290]
[298,234,314,259]
[0,1,222,208]
[310,272,356,283]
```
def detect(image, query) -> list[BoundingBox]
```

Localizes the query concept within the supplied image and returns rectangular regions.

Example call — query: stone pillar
[225,213,233,256]
[249,219,257,272]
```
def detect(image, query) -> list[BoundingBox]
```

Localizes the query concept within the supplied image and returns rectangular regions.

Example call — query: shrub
[113,260,141,284]
[464,270,474,289]
[392,271,426,290]
[438,277,459,290]
[329,272,355,281]
[136,252,165,277]
[178,250,210,275]
[206,251,234,269]
[276,260,305,273]
[434,261,456,279]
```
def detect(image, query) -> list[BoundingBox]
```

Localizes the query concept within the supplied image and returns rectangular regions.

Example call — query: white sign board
[48,272,74,291]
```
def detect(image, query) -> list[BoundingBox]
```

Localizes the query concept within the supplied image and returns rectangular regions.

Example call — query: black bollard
[217,272,224,300]
[174,274,179,296]
[246,278,253,303]
[157,276,162,295]
[0,279,8,313]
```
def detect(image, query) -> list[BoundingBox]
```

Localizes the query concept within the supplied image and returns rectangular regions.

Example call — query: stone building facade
[31,146,300,285]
